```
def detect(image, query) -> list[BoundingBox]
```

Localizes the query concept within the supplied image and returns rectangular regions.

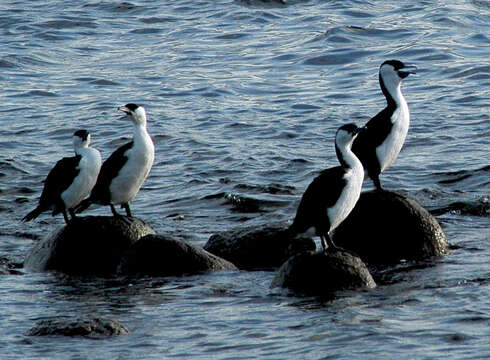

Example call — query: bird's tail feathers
[287,220,317,240]
[286,221,301,238]
[74,198,92,214]
[22,206,43,222]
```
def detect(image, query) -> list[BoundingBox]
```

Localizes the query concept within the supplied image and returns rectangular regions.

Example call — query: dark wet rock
[204,222,316,270]
[119,234,238,276]
[333,190,450,265]
[271,250,376,295]
[24,216,155,276]
[224,193,264,213]
[27,317,129,338]
[0,256,23,275]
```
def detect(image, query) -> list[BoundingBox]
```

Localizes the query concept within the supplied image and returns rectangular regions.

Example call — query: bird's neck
[75,145,88,156]
[336,143,363,171]
[380,75,406,110]
[133,123,150,143]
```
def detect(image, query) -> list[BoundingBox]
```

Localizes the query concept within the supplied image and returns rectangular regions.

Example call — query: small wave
[311,25,413,44]
[215,33,249,40]
[37,19,96,30]
[471,0,490,9]
[2,54,56,68]
[303,49,377,66]
[23,90,59,97]
[89,79,120,86]
[83,1,144,14]
[234,182,295,195]
[130,28,163,35]
[0,59,16,68]
[140,17,178,24]
[437,165,490,185]
[291,104,321,111]
[0,160,33,175]
[450,65,490,79]
[430,197,489,217]
[237,0,287,8]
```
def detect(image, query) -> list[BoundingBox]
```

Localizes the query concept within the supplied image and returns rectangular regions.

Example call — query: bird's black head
[335,123,362,149]
[337,123,363,136]
[120,103,140,115]
[381,59,417,79]
[335,123,363,168]
[382,60,405,71]
[74,129,90,141]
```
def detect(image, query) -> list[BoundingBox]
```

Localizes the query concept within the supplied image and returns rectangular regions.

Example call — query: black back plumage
[23,155,81,221]
[351,107,394,178]
[290,166,348,235]
[88,141,133,204]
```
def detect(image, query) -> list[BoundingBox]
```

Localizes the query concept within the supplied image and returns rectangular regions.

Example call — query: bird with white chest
[289,124,364,252]
[352,60,416,190]
[77,104,155,218]
[22,130,102,224]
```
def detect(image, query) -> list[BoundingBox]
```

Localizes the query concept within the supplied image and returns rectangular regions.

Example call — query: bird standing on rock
[352,60,416,190]
[289,124,364,252]
[22,130,102,224]
[76,104,155,218]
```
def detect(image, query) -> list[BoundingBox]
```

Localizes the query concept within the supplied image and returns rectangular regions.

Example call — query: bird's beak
[399,64,417,78]
[118,105,130,115]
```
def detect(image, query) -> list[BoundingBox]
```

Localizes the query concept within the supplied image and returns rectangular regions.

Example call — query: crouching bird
[289,124,364,251]
[22,130,101,224]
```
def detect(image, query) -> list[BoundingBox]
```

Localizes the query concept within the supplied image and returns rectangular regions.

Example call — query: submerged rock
[119,234,238,276]
[24,216,155,276]
[204,222,316,270]
[333,190,450,264]
[0,256,23,275]
[27,317,129,338]
[271,250,376,295]
[430,198,490,217]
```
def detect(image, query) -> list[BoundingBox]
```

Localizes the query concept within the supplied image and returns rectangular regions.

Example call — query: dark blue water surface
[1,0,489,359]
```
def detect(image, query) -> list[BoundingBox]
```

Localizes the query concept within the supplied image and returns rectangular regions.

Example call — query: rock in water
[27,317,129,338]
[271,250,376,295]
[24,216,155,276]
[119,234,238,276]
[333,190,450,264]
[204,222,316,270]
[0,256,23,275]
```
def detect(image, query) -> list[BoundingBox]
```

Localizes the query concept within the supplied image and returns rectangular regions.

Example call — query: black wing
[38,155,81,211]
[291,166,347,234]
[90,141,133,204]
[352,107,393,176]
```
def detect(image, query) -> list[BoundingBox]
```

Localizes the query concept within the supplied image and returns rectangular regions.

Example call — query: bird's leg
[68,209,78,222]
[122,203,132,217]
[319,235,328,252]
[110,204,120,216]
[62,209,70,225]
[111,204,132,225]
[325,234,339,250]
[321,233,340,253]
[372,175,383,191]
